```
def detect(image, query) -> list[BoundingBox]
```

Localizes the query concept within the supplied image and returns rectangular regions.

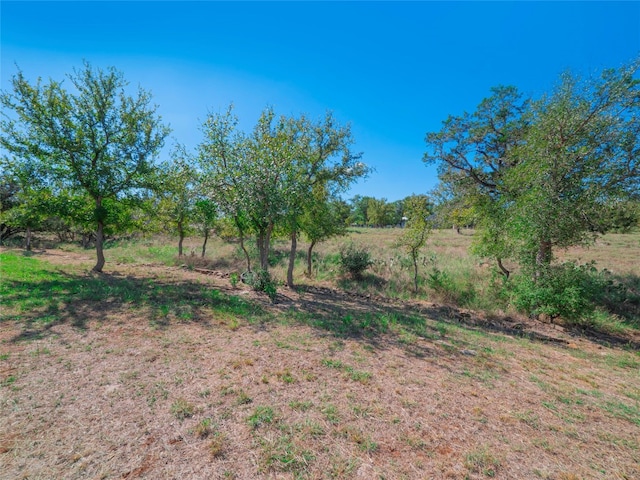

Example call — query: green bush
[339,243,373,280]
[508,262,605,321]
[245,269,278,302]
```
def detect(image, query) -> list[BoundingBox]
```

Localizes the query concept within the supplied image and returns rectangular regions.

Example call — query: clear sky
[1,1,639,201]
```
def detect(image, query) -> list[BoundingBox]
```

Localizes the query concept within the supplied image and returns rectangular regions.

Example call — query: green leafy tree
[424,85,529,273]
[0,62,170,271]
[280,112,366,287]
[197,105,253,271]
[301,192,350,276]
[155,148,198,256]
[366,197,396,227]
[193,198,218,257]
[505,63,640,276]
[396,194,433,292]
[199,106,366,287]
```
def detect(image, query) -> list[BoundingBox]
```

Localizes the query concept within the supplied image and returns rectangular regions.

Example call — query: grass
[1,236,640,479]
[0,251,268,339]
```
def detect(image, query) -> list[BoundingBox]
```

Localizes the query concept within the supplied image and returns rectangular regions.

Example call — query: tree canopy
[1,62,170,271]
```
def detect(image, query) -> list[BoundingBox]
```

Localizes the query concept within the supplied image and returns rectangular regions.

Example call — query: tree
[280,112,366,287]
[425,60,640,282]
[505,63,640,276]
[155,148,198,256]
[300,191,350,276]
[396,194,433,292]
[424,85,529,273]
[193,198,218,257]
[197,106,253,271]
[199,106,366,287]
[0,62,170,271]
[366,197,396,227]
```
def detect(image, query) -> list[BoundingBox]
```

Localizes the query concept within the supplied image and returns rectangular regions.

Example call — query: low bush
[339,243,373,280]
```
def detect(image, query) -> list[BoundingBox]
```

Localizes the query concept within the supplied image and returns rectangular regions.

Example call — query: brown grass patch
[1,245,639,479]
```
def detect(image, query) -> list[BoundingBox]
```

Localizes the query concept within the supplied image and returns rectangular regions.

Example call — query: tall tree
[505,63,640,275]
[425,60,640,280]
[424,85,530,272]
[0,62,170,271]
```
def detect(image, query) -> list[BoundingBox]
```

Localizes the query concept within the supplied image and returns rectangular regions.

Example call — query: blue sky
[2,1,639,201]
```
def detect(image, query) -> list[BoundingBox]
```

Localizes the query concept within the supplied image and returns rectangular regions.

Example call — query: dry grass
[1,245,639,479]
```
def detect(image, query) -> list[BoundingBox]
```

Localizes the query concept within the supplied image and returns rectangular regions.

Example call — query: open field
[1,231,639,479]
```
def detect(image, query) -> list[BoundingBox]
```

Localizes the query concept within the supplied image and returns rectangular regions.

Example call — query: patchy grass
[1,248,639,479]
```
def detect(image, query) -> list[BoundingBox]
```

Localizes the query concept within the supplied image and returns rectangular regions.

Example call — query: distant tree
[366,197,395,227]
[0,62,170,271]
[156,148,198,256]
[348,195,371,226]
[300,187,350,276]
[396,194,433,292]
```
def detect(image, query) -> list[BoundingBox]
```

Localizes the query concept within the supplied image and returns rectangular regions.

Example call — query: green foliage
[425,59,640,280]
[396,194,433,292]
[246,269,278,302]
[506,262,640,324]
[339,242,373,280]
[247,406,275,429]
[0,62,170,271]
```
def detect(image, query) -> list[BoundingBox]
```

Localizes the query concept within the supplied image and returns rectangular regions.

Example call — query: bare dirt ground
[1,248,639,479]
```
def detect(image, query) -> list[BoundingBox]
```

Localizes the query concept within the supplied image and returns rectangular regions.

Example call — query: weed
[464,445,501,476]
[194,418,215,438]
[289,400,313,411]
[322,404,340,424]
[248,406,275,429]
[276,368,296,384]
[235,389,253,405]
[170,398,195,420]
[209,433,226,457]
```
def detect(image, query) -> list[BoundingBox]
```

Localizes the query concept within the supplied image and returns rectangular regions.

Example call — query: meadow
[0,229,638,479]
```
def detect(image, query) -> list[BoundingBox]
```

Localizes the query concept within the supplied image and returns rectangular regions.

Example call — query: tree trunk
[235,217,251,272]
[412,250,419,293]
[93,220,106,272]
[306,240,316,277]
[258,224,273,271]
[287,231,297,288]
[25,227,32,251]
[201,230,209,258]
[496,257,510,279]
[178,222,185,256]
[535,239,552,279]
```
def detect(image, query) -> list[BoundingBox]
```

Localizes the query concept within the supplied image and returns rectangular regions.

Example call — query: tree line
[1,59,639,304]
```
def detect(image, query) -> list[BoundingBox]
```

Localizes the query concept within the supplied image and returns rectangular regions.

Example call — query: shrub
[339,243,373,280]
[244,269,278,302]
[508,262,604,321]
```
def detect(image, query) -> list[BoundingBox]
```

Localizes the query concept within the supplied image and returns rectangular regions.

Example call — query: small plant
[170,398,195,420]
[464,445,501,477]
[194,418,214,438]
[247,406,275,429]
[209,433,226,457]
[247,269,278,302]
[339,242,373,280]
[229,272,239,288]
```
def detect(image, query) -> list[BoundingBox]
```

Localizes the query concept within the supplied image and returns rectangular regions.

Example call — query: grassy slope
[1,249,639,479]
